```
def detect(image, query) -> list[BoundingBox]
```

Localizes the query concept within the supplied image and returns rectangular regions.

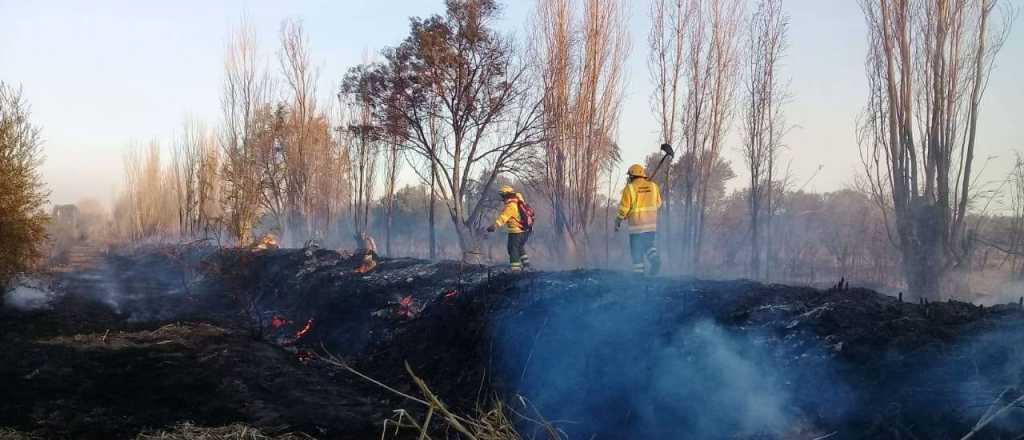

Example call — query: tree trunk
[386,210,393,257]
[454,221,482,264]
[750,208,761,279]
[904,199,944,299]
[429,163,437,260]
[664,165,672,271]
[555,205,580,269]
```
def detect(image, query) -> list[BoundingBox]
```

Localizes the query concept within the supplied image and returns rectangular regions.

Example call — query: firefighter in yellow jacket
[616,164,662,275]
[486,185,532,271]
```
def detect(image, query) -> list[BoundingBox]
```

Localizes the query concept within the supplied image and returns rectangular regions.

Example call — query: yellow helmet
[627,164,647,178]
[498,185,515,195]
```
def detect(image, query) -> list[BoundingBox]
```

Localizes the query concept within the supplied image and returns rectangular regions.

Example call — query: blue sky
[1,0,1022,207]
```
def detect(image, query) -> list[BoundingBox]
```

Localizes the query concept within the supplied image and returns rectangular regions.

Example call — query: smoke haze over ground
[3,278,55,311]
[492,278,852,438]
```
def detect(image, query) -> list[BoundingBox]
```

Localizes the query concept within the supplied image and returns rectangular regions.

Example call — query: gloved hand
[486,225,496,233]
[614,218,622,232]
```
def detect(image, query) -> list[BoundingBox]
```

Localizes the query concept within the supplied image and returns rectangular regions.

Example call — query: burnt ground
[3,245,1024,439]
[0,246,383,440]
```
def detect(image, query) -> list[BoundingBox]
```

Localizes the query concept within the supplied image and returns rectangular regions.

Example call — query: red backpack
[517,198,535,232]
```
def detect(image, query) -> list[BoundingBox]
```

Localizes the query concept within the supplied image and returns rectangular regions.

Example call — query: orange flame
[297,350,316,364]
[354,258,377,274]
[295,318,314,339]
[397,296,417,319]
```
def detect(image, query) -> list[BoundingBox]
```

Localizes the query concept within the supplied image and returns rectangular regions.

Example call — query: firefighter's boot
[646,247,661,276]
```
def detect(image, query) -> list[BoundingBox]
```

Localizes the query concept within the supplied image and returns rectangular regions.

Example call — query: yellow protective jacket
[494,193,526,234]
[617,178,662,233]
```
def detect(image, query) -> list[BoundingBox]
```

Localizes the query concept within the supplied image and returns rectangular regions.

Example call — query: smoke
[490,280,849,438]
[636,320,792,435]
[3,278,57,311]
[974,278,1024,306]
[94,270,128,315]
[9,248,199,322]
[914,320,1024,435]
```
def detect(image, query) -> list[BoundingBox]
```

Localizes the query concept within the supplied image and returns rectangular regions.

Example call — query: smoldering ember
[3,0,1024,439]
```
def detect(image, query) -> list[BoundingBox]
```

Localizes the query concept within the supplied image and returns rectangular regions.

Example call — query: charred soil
[3,245,1024,439]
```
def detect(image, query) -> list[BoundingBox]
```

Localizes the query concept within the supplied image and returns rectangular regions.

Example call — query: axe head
[660,143,675,157]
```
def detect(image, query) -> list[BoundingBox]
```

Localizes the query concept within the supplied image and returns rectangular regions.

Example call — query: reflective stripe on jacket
[494,193,526,233]
[617,178,661,233]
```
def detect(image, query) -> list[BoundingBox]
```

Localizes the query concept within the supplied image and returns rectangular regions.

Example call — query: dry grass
[0,428,39,440]
[320,352,563,440]
[135,423,313,440]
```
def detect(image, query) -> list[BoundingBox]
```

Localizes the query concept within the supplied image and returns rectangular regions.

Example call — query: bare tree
[427,113,442,260]
[533,0,629,267]
[308,111,349,241]
[648,0,694,269]
[741,0,789,279]
[858,0,1014,298]
[278,18,322,243]
[340,60,382,241]
[382,137,402,256]
[220,19,273,245]
[254,104,288,237]
[677,0,746,274]
[171,119,218,238]
[1007,153,1024,279]
[196,132,222,239]
[120,141,176,240]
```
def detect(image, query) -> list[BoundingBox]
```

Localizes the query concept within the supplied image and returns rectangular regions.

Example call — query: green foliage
[0,83,49,289]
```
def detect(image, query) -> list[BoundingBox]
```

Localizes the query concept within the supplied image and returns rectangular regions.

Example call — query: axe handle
[649,153,672,180]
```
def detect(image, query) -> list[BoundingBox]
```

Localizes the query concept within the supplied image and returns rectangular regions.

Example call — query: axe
[648,143,675,180]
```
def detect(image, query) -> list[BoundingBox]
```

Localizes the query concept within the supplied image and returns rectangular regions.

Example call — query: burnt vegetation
[3,0,1024,439]
[4,246,1024,439]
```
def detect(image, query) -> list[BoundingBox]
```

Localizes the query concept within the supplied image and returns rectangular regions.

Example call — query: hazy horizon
[2,0,1022,209]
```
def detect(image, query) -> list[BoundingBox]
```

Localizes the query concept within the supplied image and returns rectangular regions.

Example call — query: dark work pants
[507,231,531,270]
[629,232,659,275]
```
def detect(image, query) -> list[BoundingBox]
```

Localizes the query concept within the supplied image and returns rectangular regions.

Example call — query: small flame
[297,350,316,364]
[354,257,377,274]
[444,290,459,300]
[295,318,314,339]
[397,295,417,319]
[271,315,288,328]
[252,233,279,250]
